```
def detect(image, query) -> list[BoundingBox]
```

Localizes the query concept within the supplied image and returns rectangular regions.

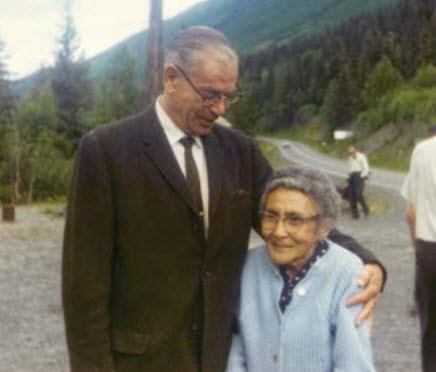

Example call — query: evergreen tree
[363,55,404,107]
[14,79,65,201]
[336,60,358,124]
[321,79,341,141]
[87,48,141,126]
[0,39,13,128]
[419,22,436,65]
[51,1,92,149]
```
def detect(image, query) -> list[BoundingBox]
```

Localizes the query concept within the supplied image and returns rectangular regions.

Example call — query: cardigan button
[273,353,278,362]
[297,287,306,296]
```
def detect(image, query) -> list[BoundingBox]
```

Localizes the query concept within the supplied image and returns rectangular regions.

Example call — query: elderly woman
[227,166,375,372]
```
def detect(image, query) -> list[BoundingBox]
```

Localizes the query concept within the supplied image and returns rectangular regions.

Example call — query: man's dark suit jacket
[62,106,381,372]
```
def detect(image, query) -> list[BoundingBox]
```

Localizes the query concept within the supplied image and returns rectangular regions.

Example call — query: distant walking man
[348,146,370,219]
[401,126,436,372]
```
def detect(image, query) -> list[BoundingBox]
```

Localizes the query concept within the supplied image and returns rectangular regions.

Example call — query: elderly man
[401,126,436,372]
[63,26,384,372]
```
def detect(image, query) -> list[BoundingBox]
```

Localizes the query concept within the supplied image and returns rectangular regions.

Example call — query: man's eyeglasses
[259,210,319,233]
[174,64,243,107]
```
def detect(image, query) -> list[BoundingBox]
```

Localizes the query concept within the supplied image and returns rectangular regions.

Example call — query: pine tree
[322,79,341,141]
[363,55,404,107]
[87,47,141,126]
[0,39,13,128]
[51,0,92,149]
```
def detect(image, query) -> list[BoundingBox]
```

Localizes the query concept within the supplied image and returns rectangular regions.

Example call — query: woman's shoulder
[323,240,364,279]
[242,245,273,279]
[244,245,269,267]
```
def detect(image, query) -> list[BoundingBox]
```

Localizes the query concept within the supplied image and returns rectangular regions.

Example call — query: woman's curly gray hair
[259,166,341,229]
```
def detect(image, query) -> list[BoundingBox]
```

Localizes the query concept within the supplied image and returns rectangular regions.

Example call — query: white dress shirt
[155,98,210,235]
[401,135,436,242]
[348,152,370,178]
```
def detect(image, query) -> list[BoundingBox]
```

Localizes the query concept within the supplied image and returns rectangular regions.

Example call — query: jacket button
[192,322,199,331]
[203,270,212,279]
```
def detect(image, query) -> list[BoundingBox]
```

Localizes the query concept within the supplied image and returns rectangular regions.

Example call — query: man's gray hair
[165,26,238,75]
[259,166,341,229]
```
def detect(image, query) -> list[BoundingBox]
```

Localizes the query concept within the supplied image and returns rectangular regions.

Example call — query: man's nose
[210,98,227,116]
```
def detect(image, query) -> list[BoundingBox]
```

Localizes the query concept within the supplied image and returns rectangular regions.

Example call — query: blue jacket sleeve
[226,334,248,372]
[332,275,376,371]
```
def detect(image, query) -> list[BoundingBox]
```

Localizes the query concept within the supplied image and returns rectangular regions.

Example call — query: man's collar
[155,97,202,148]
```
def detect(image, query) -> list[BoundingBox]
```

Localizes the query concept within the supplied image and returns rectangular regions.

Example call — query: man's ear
[163,65,179,93]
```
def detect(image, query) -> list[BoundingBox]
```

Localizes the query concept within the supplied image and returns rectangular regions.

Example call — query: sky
[0,0,207,80]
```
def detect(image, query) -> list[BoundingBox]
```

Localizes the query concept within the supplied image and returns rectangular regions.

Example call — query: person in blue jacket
[227,166,376,372]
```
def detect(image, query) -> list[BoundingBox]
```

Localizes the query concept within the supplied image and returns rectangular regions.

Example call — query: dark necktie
[180,136,204,218]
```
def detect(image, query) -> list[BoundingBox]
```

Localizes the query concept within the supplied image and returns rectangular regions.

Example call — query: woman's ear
[317,222,331,240]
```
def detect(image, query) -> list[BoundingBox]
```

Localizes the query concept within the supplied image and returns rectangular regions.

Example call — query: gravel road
[0,139,421,371]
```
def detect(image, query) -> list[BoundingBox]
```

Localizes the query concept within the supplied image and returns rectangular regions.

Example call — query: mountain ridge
[12,0,398,97]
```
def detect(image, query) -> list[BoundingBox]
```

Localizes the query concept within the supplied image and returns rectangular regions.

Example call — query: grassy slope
[259,115,413,172]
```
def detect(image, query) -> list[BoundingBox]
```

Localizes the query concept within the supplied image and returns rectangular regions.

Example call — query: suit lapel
[140,108,197,212]
[202,130,226,222]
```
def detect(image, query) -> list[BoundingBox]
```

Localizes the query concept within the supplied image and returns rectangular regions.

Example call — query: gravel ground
[0,206,68,371]
[336,184,421,371]
[0,181,421,371]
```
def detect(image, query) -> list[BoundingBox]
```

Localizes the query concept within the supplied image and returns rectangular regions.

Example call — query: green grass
[256,141,291,170]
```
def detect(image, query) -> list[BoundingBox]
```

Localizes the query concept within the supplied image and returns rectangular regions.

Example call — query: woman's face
[261,188,328,273]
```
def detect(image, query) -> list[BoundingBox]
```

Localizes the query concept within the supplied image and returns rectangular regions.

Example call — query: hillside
[13,0,398,97]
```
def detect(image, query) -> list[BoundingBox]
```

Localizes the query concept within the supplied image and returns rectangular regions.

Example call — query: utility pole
[144,0,163,105]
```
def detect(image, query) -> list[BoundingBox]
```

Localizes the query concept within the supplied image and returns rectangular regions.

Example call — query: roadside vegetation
[1,0,433,206]
[229,0,436,172]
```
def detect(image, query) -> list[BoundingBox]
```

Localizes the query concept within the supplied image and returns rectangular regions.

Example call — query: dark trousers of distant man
[416,239,436,372]
[348,171,369,219]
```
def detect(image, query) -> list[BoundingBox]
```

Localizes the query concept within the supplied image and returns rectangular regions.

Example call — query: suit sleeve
[250,141,274,232]
[62,132,116,371]
[328,228,387,289]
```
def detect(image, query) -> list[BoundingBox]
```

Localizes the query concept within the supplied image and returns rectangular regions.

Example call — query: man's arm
[62,132,116,371]
[328,228,385,326]
[405,202,417,250]
[360,153,370,178]
[250,140,274,232]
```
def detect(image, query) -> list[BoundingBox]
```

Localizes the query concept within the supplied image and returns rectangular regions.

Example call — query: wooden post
[144,0,163,105]
[2,203,14,222]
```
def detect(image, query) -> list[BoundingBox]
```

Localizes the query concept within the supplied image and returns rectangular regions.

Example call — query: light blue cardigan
[226,240,376,372]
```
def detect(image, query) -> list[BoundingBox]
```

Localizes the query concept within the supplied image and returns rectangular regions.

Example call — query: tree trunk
[144,0,163,106]
[27,173,36,204]
[12,151,21,202]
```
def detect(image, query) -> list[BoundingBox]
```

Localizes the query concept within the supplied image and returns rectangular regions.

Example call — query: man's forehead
[193,57,238,79]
